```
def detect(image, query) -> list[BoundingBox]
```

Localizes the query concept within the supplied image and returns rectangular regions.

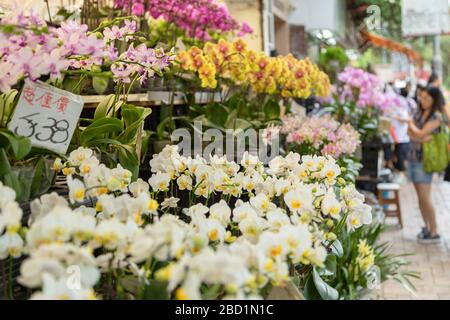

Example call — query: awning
[359,29,422,64]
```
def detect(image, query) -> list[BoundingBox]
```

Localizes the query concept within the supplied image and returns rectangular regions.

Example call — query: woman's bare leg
[413,183,430,230]
[415,183,437,235]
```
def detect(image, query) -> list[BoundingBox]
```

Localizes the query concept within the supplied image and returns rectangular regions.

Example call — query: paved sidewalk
[375,179,450,300]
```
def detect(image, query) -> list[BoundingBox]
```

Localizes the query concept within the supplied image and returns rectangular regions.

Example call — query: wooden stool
[377,183,402,228]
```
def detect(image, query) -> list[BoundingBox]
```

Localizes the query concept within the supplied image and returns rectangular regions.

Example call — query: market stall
[0,0,418,301]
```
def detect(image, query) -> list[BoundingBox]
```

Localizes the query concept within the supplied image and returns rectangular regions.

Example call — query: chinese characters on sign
[402,0,450,37]
[8,81,84,154]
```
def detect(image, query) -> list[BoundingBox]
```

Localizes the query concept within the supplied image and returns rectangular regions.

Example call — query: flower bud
[326,219,334,229]
[326,232,337,241]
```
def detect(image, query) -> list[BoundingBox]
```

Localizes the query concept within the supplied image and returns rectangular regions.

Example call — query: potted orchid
[263,112,362,182]
[112,0,253,47]
[0,10,177,182]
[1,144,376,300]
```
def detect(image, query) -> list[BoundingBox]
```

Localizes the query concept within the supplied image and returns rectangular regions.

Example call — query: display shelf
[81,91,223,108]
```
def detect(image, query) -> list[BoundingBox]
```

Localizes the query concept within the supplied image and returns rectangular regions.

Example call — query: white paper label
[402,0,450,36]
[8,81,84,154]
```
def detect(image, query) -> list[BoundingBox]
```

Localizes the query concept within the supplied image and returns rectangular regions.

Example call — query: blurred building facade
[226,0,359,60]
[2,0,361,63]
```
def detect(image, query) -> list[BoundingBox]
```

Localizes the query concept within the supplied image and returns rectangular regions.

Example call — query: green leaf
[14,136,32,160]
[201,284,221,300]
[263,99,280,120]
[0,130,18,156]
[330,240,344,258]
[312,267,339,300]
[80,117,123,144]
[3,172,21,200]
[303,273,322,300]
[206,103,228,127]
[231,118,253,131]
[0,89,18,125]
[118,104,152,144]
[226,93,242,110]
[92,75,110,95]
[156,116,176,140]
[117,145,139,180]
[323,254,337,276]
[140,130,152,164]
[0,130,31,160]
[140,280,169,300]
[0,147,12,176]
[29,157,55,198]
[62,76,88,94]
[94,95,122,120]
[224,109,238,128]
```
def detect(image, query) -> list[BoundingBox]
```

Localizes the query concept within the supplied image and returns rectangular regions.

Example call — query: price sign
[8,81,84,154]
[402,0,450,37]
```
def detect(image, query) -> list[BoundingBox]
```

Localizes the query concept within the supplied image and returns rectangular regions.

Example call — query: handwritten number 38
[14,113,70,144]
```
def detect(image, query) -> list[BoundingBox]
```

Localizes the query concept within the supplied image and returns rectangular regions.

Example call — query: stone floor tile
[379,181,450,300]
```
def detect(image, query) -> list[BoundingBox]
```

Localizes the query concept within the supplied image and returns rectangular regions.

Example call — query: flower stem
[8,257,13,300]
[44,0,52,24]
[2,259,7,300]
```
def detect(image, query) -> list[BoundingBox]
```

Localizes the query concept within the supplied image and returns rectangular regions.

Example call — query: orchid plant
[320,66,401,141]
[0,11,177,184]
[0,145,375,300]
[263,112,362,182]
[113,0,253,43]
[0,10,175,95]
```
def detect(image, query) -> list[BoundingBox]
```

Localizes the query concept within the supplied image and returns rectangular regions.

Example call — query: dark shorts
[382,143,393,162]
[394,143,410,171]
[445,164,450,182]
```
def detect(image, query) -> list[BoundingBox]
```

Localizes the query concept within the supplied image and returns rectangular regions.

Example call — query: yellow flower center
[96,233,118,246]
[6,224,20,234]
[175,288,188,300]
[287,237,298,249]
[301,249,311,262]
[265,259,274,272]
[52,161,62,171]
[291,199,301,209]
[270,245,282,257]
[8,247,21,257]
[208,229,219,242]
[98,187,108,195]
[62,167,74,176]
[245,226,258,237]
[74,189,85,201]
[81,165,90,174]
[155,265,173,281]
[330,206,339,215]
[351,217,360,226]
[261,200,269,210]
[134,212,143,225]
[148,199,159,211]
[159,182,167,190]
[52,227,67,238]
[95,202,103,212]
[87,290,97,300]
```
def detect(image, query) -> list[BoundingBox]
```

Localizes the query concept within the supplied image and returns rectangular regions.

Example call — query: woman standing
[407,86,445,244]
